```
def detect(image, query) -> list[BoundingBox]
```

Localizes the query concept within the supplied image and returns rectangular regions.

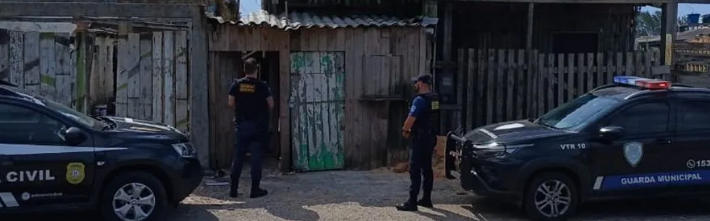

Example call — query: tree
[636,11,662,37]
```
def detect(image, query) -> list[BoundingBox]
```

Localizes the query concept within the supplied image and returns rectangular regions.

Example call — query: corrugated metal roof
[206,10,438,30]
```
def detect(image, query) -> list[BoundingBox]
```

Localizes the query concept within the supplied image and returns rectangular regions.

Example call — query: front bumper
[448,132,519,202]
[171,158,204,204]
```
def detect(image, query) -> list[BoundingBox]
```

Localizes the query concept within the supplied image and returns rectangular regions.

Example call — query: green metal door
[290,52,345,171]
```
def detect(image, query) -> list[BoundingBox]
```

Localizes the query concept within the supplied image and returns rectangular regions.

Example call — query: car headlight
[172,142,196,158]
[473,142,533,157]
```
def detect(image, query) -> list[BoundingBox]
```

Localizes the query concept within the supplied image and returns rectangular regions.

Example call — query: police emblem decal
[623,142,644,167]
[66,162,85,185]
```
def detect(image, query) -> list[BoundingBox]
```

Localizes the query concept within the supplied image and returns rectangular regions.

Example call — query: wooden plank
[625,52,632,76]
[163,31,175,126]
[645,50,652,78]
[88,37,103,109]
[0,30,8,82]
[75,33,88,112]
[103,38,115,106]
[290,52,305,171]
[24,32,40,92]
[546,53,554,112]
[635,51,643,77]
[486,49,494,125]
[175,31,189,132]
[127,33,140,118]
[116,35,128,117]
[189,11,210,168]
[616,52,623,77]
[9,30,23,86]
[54,33,72,107]
[596,53,603,86]
[586,53,594,91]
[516,49,525,120]
[506,49,514,121]
[567,53,574,101]
[577,53,585,96]
[467,49,476,130]
[496,49,504,123]
[557,54,564,108]
[152,32,164,123]
[536,52,544,117]
[39,32,56,100]
[476,49,485,127]
[139,34,153,121]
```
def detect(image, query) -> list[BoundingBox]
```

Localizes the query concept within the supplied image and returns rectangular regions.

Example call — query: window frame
[0,99,79,146]
[586,99,673,137]
[675,98,710,132]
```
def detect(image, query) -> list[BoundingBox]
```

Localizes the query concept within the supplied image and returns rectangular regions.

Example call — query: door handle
[654,138,672,144]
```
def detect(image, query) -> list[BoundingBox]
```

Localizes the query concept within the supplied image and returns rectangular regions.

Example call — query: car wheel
[523,172,578,221]
[100,171,169,221]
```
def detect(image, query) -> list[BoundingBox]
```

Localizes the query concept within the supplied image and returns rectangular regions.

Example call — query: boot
[417,192,433,208]
[250,188,268,198]
[396,200,418,211]
[229,177,239,198]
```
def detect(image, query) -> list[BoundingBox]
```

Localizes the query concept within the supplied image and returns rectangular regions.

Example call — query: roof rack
[0,80,17,87]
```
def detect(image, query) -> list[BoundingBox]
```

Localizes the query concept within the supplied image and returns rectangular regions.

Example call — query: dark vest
[411,92,440,135]
[233,77,268,126]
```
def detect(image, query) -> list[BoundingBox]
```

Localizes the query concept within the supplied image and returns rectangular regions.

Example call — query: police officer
[227,57,274,199]
[396,74,440,211]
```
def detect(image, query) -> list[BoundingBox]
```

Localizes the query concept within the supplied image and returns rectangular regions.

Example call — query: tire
[100,171,169,221]
[523,172,578,221]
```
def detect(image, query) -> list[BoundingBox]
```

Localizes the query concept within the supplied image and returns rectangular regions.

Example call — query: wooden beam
[0,3,193,18]
[441,0,677,3]
[660,2,677,68]
[188,7,211,169]
[525,3,534,50]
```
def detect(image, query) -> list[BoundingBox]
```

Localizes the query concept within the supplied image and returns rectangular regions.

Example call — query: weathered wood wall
[0,29,86,109]
[449,3,636,53]
[114,31,191,133]
[208,26,430,170]
[455,48,662,131]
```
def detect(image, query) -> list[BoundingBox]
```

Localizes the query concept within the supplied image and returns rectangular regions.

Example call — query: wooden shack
[207,10,437,171]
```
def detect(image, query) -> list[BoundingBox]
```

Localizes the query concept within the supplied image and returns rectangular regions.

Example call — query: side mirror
[64,127,87,146]
[599,126,624,140]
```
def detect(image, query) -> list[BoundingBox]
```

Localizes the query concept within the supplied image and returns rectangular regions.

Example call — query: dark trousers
[408,134,436,202]
[230,121,266,190]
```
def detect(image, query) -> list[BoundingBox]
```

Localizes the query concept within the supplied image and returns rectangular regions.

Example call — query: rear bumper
[171,158,204,204]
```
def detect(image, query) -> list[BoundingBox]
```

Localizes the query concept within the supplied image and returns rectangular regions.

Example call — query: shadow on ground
[194,164,478,221]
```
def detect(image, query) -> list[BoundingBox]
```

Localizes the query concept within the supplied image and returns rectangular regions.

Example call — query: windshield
[31,95,103,129]
[536,93,620,130]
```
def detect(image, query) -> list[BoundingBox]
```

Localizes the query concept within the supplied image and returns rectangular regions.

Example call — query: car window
[677,100,710,131]
[536,93,620,130]
[608,101,669,135]
[0,103,67,145]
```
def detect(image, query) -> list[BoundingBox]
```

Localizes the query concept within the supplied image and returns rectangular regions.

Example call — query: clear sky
[239,1,709,17]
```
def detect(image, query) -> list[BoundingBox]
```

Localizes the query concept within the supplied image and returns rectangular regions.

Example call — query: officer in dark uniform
[227,57,274,199]
[396,74,440,211]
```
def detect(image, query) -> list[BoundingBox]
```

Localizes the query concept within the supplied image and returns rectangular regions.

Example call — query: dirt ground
[17,168,710,221]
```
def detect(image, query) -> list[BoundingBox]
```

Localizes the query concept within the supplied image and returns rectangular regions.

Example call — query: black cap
[412,74,433,85]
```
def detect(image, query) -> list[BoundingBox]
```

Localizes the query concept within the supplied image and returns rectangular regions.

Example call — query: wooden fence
[454,48,662,131]
[0,30,87,110]
[674,41,710,87]
[109,31,190,132]
[0,29,191,133]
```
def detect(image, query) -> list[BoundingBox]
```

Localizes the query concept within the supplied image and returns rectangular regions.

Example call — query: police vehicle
[0,80,203,221]
[448,76,710,221]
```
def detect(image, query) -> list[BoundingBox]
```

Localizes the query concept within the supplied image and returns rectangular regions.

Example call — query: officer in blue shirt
[396,74,440,211]
[227,57,274,199]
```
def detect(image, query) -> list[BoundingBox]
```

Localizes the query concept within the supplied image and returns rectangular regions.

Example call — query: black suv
[0,81,203,221]
[448,76,710,221]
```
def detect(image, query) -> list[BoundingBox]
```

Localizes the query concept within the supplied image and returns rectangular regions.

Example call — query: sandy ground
[14,168,710,221]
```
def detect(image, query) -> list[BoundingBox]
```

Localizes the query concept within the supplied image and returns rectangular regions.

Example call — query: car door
[667,98,710,193]
[587,100,674,197]
[0,101,95,211]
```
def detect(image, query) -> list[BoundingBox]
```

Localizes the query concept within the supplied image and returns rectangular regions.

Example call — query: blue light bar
[613,76,643,85]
